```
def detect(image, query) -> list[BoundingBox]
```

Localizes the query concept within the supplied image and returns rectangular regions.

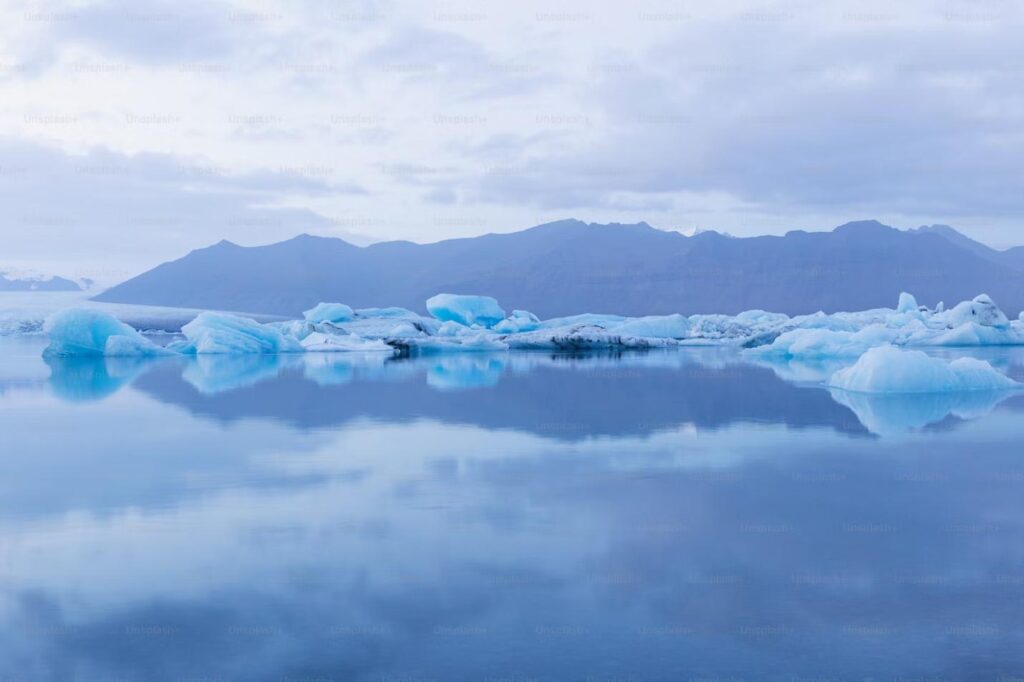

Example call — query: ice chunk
[612,314,690,339]
[179,312,303,354]
[303,302,354,324]
[354,306,421,319]
[896,292,918,313]
[506,324,676,350]
[299,331,394,353]
[940,294,1010,329]
[748,325,899,359]
[913,322,1022,347]
[539,313,626,330]
[426,294,506,328]
[828,346,1018,394]
[493,310,541,334]
[398,332,509,354]
[43,309,172,357]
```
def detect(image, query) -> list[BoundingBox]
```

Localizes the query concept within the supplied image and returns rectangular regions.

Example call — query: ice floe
[175,312,303,354]
[426,293,506,328]
[302,302,354,324]
[43,309,172,357]
[827,346,1019,394]
[35,289,1024,403]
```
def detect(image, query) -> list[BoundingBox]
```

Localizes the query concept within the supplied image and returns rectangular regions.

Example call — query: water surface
[2,337,1024,680]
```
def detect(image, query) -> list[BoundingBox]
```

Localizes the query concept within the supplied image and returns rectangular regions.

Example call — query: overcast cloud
[2,0,1023,278]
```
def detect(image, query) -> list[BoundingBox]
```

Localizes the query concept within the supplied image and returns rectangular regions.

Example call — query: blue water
[2,336,1024,681]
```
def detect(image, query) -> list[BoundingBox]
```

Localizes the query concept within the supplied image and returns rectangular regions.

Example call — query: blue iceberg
[426,294,506,328]
[828,346,1019,394]
[176,312,304,354]
[303,302,354,324]
[42,309,172,357]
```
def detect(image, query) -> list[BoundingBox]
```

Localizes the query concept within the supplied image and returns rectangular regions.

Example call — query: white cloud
[2,0,1024,275]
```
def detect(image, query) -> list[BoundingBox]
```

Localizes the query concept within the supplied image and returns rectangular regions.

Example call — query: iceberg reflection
[829,388,1017,435]
[42,347,1024,435]
[45,354,173,402]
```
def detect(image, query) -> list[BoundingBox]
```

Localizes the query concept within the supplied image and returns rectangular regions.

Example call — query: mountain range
[94,219,1024,317]
[1,273,81,292]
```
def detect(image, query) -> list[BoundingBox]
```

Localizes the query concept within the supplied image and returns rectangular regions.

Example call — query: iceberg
[506,324,676,350]
[299,331,394,353]
[426,294,506,328]
[747,325,900,359]
[611,314,690,339]
[33,291,1024,359]
[896,292,919,313]
[940,294,1010,329]
[493,309,541,334]
[828,346,1019,394]
[177,312,303,354]
[42,309,172,357]
[303,302,354,324]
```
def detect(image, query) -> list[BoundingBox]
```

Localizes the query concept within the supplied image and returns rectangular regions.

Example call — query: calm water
[2,336,1024,681]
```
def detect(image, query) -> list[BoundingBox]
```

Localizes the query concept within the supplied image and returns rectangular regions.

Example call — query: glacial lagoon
[2,333,1024,680]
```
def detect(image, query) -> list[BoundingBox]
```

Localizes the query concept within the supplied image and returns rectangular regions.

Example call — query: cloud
[0,138,368,281]
[442,9,1024,224]
[3,0,1024,266]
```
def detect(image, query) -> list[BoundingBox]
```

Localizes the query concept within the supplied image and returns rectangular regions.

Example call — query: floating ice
[177,312,303,354]
[426,294,506,328]
[612,314,690,339]
[748,325,900,359]
[299,331,394,353]
[828,346,1019,394]
[34,291,1024,359]
[896,292,919,313]
[493,309,541,334]
[940,294,1009,329]
[507,324,676,350]
[42,309,172,357]
[303,302,354,324]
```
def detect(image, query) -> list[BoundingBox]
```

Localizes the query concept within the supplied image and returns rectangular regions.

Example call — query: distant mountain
[911,224,1024,271]
[94,219,1024,317]
[0,273,81,292]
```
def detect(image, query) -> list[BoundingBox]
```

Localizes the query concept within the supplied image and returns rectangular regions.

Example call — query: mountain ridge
[0,272,81,292]
[94,220,1024,317]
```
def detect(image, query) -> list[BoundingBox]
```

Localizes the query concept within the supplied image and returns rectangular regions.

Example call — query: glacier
[35,291,1024,394]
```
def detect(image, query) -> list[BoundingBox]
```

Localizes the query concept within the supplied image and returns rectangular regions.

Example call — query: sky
[1,0,1023,281]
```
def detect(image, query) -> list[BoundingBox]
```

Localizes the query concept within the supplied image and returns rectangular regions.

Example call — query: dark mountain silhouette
[94,219,1024,317]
